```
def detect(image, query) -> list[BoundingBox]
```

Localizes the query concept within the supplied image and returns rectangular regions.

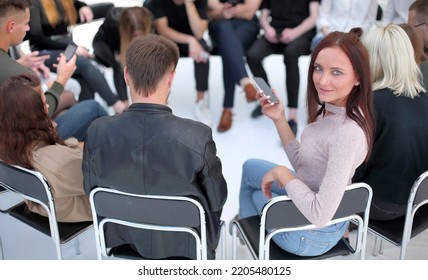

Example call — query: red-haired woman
[0,73,92,222]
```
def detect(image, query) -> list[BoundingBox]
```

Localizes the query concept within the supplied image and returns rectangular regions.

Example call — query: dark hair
[307,28,375,161]
[125,34,179,96]
[0,0,32,18]
[0,73,62,168]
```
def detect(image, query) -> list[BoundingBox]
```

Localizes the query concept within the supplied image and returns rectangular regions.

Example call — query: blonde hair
[364,24,425,98]
[41,0,77,27]
[118,7,152,67]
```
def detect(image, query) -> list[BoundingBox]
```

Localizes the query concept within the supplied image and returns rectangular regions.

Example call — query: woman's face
[312,46,359,107]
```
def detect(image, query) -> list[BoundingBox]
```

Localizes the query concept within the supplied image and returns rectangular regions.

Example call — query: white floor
[1,0,427,261]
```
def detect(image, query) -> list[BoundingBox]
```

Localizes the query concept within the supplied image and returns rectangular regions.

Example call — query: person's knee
[78,100,107,117]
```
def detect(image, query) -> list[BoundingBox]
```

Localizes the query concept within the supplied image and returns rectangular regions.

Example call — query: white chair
[232,183,372,260]
[0,161,92,259]
[89,187,226,260]
[369,170,428,259]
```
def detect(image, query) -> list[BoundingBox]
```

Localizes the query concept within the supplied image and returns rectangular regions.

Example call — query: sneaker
[288,119,298,135]
[251,104,263,119]
[194,100,212,127]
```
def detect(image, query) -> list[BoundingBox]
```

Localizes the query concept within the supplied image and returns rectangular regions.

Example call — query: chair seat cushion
[8,202,92,243]
[368,203,428,245]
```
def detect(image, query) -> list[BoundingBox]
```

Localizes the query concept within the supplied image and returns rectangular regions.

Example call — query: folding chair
[232,183,372,260]
[0,161,92,260]
[0,185,9,259]
[369,170,428,259]
[89,187,226,260]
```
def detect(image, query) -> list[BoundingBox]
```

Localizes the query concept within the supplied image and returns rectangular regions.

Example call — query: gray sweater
[284,103,367,227]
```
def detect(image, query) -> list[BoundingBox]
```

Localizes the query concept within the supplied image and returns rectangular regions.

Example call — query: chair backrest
[401,170,428,252]
[410,171,428,208]
[89,187,207,259]
[260,183,372,259]
[0,161,51,206]
[263,183,372,230]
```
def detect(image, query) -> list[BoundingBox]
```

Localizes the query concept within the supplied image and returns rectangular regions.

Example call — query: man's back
[83,103,227,259]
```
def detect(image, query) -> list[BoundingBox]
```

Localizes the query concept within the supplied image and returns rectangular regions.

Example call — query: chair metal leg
[74,238,81,255]
[232,223,237,260]
[372,236,378,256]
[0,235,4,260]
[379,239,384,255]
[221,222,226,260]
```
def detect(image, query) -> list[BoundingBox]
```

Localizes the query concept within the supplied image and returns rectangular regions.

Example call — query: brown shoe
[244,83,257,102]
[217,109,233,132]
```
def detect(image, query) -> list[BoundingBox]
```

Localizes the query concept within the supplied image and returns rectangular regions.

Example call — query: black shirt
[144,0,208,35]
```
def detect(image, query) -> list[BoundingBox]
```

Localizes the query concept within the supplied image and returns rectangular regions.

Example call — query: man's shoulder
[0,50,31,83]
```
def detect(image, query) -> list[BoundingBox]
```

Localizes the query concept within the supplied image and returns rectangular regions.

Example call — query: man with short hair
[0,0,107,141]
[82,34,228,260]
[408,0,428,55]
[144,0,212,126]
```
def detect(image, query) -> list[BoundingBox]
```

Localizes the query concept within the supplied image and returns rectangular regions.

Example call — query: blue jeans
[239,159,349,257]
[209,18,260,108]
[55,100,108,141]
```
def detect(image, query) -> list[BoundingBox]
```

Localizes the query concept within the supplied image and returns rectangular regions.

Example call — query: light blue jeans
[238,159,349,257]
[55,100,108,141]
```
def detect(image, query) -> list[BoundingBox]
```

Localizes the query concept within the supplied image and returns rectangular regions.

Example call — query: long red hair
[307,28,375,162]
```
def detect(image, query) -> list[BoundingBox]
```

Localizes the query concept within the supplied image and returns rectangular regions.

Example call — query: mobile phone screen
[251,77,280,104]
[63,42,77,62]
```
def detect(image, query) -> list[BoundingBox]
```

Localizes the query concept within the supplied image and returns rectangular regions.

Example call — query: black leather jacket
[83,103,227,259]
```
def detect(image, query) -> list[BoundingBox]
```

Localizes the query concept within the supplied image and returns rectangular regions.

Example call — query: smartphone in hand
[251,77,280,104]
[63,42,78,62]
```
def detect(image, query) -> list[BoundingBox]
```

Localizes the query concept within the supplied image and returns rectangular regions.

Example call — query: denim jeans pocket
[293,235,332,257]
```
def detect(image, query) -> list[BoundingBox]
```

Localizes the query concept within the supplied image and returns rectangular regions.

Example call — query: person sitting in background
[399,23,428,90]
[246,0,320,135]
[0,73,92,222]
[353,24,428,221]
[236,28,374,257]
[409,0,428,58]
[381,0,413,25]
[93,6,153,107]
[144,0,212,126]
[26,0,127,114]
[13,48,80,118]
[311,0,377,50]
[207,0,261,132]
[83,34,227,260]
[0,0,107,141]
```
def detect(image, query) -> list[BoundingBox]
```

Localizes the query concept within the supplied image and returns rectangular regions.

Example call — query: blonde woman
[354,24,428,221]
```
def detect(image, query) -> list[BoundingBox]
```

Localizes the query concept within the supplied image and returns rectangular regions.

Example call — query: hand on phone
[251,77,280,104]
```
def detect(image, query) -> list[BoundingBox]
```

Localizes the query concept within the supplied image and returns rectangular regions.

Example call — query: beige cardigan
[27,141,92,222]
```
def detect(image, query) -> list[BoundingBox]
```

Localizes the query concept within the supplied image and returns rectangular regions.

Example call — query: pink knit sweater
[284,103,368,227]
